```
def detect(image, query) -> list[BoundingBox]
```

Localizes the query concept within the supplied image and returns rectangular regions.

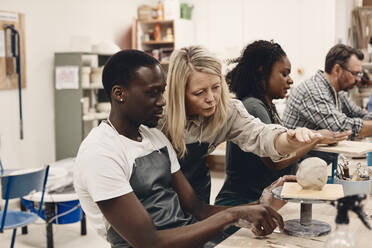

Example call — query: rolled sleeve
[339,91,372,122]
[283,71,364,138]
[226,99,288,161]
[303,94,363,137]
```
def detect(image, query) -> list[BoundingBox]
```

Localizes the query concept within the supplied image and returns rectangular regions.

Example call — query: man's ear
[112,85,128,103]
[333,64,343,76]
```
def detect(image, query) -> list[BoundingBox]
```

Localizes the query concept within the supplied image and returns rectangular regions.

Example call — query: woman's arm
[262,129,351,170]
[274,128,351,158]
[261,139,318,170]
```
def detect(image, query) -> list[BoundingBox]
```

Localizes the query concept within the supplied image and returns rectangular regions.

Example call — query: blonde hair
[162,46,230,158]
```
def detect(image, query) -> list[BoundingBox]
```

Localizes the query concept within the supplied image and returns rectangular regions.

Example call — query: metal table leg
[81,211,87,235]
[329,153,338,184]
[20,200,28,234]
[45,203,55,248]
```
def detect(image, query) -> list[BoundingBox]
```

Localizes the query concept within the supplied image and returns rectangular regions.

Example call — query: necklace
[106,119,142,142]
[267,103,282,125]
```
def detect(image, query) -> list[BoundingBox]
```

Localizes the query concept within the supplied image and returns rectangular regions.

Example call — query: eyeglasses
[340,65,363,78]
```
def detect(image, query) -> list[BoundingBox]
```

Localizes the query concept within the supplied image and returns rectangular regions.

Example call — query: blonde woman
[161,46,348,204]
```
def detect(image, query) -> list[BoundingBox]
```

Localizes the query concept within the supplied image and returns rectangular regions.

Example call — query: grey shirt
[215,97,296,205]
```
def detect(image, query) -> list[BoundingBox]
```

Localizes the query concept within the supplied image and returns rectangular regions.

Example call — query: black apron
[179,142,210,203]
[107,147,196,248]
[215,141,296,206]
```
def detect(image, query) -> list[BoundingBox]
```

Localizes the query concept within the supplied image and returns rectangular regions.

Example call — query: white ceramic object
[92,40,120,54]
[90,67,103,84]
[96,102,111,113]
[334,177,371,196]
[82,97,89,114]
[46,167,68,191]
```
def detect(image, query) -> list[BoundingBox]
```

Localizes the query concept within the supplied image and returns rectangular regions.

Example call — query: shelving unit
[82,83,103,90]
[82,112,109,121]
[141,40,174,45]
[54,52,111,160]
[133,18,194,70]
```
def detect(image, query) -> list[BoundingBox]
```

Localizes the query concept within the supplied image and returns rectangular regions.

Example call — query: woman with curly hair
[215,40,350,206]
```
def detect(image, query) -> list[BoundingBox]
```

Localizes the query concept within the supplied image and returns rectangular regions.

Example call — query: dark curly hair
[226,40,286,102]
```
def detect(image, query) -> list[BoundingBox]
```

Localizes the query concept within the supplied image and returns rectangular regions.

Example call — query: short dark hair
[102,49,160,100]
[324,44,364,73]
[226,40,286,101]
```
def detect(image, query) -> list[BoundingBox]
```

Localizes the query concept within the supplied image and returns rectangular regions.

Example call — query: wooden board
[280,182,344,201]
[0,10,26,90]
[313,140,372,156]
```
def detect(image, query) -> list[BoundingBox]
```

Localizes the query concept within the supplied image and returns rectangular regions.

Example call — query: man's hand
[286,127,322,144]
[228,205,284,236]
[316,129,351,145]
[259,175,296,211]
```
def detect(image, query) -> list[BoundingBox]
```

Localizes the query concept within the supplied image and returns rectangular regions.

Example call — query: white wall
[190,0,341,85]
[0,0,355,170]
[0,0,152,169]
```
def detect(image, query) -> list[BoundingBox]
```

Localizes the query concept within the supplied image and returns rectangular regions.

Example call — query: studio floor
[0,171,225,248]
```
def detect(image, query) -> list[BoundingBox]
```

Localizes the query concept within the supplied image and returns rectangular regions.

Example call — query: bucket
[21,198,82,224]
[367,140,372,166]
[334,177,371,196]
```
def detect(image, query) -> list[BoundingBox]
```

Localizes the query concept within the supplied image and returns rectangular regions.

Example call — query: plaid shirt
[283,70,372,138]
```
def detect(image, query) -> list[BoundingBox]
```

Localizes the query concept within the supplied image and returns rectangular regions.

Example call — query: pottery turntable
[272,182,344,237]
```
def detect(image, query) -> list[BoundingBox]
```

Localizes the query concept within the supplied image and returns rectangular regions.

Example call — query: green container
[180,3,193,20]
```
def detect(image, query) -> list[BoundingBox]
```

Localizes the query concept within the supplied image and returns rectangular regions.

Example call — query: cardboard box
[138,5,153,21]
[364,0,372,6]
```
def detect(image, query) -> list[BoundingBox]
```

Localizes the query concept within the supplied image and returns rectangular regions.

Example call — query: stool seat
[0,211,38,229]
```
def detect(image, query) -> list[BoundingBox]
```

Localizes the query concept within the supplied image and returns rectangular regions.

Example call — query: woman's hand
[275,127,324,155]
[316,129,351,145]
[259,175,296,211]
[286,127,322,144]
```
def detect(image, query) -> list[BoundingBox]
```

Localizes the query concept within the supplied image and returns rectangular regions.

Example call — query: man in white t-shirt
[74,50,289,248]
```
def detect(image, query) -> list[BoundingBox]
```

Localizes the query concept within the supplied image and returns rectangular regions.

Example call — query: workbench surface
[215,199,372,247]
[216,157,372,248]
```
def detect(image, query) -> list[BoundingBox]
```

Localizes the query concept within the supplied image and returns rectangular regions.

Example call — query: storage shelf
[82,83,103,89]
[362,63,372,70]
[55,52,113,57]
[142,40,174,45]
[83,112,109,121]
[55,52,113,160]
[139,19,173,25]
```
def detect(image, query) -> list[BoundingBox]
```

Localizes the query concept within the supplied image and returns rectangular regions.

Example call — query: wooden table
[313,140,372,156]
[216,199,372,247]
[310,140,372,183]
